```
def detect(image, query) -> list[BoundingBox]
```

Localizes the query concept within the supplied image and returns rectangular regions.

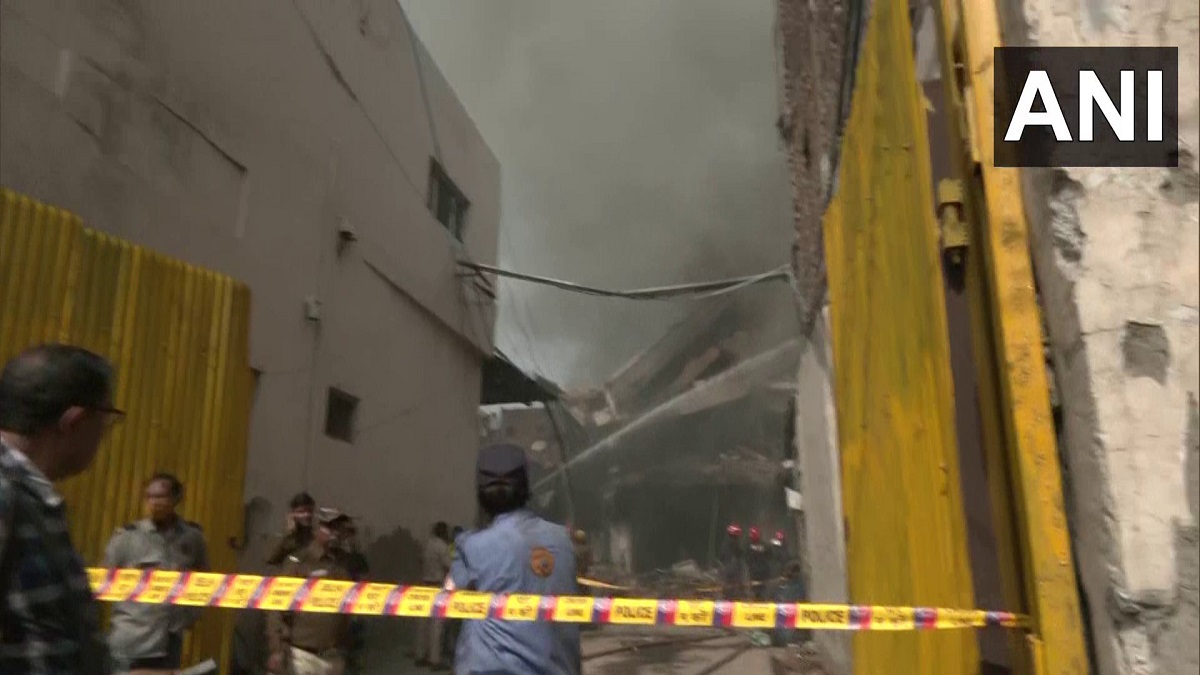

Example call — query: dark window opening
[428,159,470,240]
[325,388,359,442]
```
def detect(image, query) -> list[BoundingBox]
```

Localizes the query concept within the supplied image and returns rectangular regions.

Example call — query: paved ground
[581,627,772,674]
[357,624,823,674]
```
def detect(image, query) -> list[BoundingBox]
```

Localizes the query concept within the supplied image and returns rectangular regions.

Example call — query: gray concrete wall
[0,0,500,582]
[778,0,856,668]
[995,0,1200,672]
[794,307,851,675]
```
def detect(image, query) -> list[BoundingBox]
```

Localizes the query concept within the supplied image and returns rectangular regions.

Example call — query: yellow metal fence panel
[821,0,979,672]
[925,0,1090,671]
[0,188,253,670]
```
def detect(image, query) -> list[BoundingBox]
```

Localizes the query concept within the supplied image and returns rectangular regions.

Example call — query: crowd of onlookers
[3,343,806,675]
[1,344,587,675]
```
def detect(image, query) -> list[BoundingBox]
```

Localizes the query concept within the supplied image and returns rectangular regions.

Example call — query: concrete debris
[670,559,705,580]
[770,641,828,674]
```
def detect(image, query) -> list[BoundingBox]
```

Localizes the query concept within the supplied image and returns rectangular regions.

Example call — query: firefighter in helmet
[718,523,746,599]
[746,526,772,601]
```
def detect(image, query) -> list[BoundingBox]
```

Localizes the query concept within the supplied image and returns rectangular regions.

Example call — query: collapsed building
[524,288,806,578]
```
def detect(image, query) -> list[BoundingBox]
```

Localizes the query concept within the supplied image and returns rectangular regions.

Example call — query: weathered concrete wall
[0,4,499,667]
[995,0,1200,673]
[794,307,851,675]
[778,0,855,666]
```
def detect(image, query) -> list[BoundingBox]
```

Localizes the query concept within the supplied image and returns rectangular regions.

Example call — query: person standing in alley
[232,491,318,675]
[768,530,787,595]
[335,516,368,675]
[266,492,317,566]
[335,516,369,582]
[413,521,452,671]
[571,528,592,580]
[772,560,809,647]
[267,507,354,675]
[0,344,121,674]
[718,523,745,600]
[447,443,581,675]
[745,527,771,602]
[441,525,467,666]
[104,472,210,670]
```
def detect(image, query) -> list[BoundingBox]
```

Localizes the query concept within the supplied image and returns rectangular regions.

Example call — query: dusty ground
[377,626,826,674]
[581,627,826,675]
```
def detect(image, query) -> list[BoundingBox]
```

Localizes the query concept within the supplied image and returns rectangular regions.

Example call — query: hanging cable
[458,262,793,301]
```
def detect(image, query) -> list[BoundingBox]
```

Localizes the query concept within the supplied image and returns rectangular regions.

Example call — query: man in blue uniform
[446,443,581,675]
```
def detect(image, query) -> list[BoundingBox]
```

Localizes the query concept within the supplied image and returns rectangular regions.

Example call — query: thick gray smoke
[402,0,792,388]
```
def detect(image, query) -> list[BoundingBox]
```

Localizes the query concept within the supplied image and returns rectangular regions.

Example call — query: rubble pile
[770,641,828,674]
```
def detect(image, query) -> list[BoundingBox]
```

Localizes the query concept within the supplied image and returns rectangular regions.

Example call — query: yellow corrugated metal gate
[822,0,979,670]
[821,0,1089,673]
[0,188,253,670]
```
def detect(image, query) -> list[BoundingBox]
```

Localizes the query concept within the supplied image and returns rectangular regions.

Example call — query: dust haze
[401,0,792,388]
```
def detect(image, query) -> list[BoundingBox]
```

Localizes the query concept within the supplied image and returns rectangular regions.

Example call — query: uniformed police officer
[104,472,210,671]
[267,491,318,566]
[446,443,581,675]
[267,507,355,675]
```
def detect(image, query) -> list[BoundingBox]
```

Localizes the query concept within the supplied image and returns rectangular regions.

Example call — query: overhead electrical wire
[457,262,793,301]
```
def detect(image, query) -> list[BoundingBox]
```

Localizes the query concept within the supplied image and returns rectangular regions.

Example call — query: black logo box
[993,47,1179,168]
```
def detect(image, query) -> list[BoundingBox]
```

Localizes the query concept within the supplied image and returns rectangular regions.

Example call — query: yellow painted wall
[821,0,979,672]
[0,188,252,669]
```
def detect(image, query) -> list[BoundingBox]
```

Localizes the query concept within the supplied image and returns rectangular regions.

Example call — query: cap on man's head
[317,507,350,526]
[476,443,528,486]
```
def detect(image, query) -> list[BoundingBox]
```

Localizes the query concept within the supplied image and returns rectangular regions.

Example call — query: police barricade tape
[87,568,1028,631]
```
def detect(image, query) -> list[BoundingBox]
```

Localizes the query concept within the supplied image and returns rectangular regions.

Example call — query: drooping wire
[458,262,793,301]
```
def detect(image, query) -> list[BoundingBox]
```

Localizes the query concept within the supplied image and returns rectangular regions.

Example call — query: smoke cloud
[402,0,792,388]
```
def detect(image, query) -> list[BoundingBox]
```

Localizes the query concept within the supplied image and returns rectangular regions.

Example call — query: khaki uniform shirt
[268,542,352,656]
[103,517,209,661]
[266,529,313,567]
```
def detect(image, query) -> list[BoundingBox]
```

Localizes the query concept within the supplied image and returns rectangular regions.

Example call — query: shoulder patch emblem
[530,547,555,578]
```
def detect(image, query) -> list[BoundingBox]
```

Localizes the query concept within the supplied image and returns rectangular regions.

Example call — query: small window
[324,388,359,442]
[427,159,470,240]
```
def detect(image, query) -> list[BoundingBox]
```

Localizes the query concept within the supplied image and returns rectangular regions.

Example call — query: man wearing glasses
[0,343,124,675]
